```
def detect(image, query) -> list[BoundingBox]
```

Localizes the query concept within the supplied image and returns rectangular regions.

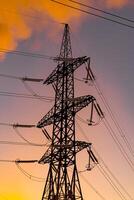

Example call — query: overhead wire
[71,12,134,159]
[0,73,54,102]
[97,165,128,200]
[22,81,53,103]
[0,73,23,80]
[0,159,44,182]
[77,75,134,158]
[0,48,54,60]
[93,147,134,200]
[77,112,134,171]
[50,0,134,29]
[0,159,16,163]
[103,119,134,171]
[75,57,134,165]
[79,173,107,200]
[76,121,133,200]
[93,80,134,157]
[0,91,54,101]
[15,162,45,182]
[13,126,47,147]
[0,123,49,147]
[76,78,134,170]
[68,0,134,23]
[0,141,48,147]
[76,115,88,125]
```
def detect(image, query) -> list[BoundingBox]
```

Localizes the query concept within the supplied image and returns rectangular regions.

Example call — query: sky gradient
[0,1,134,200]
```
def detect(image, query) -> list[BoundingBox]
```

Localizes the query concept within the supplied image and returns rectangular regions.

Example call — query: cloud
[0,0,133,59]
[104,0,129,8]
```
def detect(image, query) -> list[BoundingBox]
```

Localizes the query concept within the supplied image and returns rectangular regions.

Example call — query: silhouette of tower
[37,24,98,200]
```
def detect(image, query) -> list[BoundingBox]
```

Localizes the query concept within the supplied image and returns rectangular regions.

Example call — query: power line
[0,73,44,82]
[0,73,54,102]
[13,126,45,146]
[76,85,134,171]
[93,148,134,200]
[0,123,49,146]
[76,92,134,171]
[15,162,45,182]
[72,27,134,160]
[0,91,54,101]
[22,81,52,103]
[79,173,107,200]
[0,122,35,127]
[75,74,134,159]
[93,80,134,157]
[0,48,54,60]
[77,121,134,200]
[0,141,48,147]
[50,0,134,29]
[103,119,134,171]
[0,159,16,163]
[97,165,128,200]
[68,0,134,23]
[0,73,23,80]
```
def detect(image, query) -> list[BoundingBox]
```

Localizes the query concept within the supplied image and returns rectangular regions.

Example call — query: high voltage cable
[0,123,49,146]
[93,80,134,157]
[0,73,54,102]
[0,141,48,147]
[0,73,23,80]
[103,119,134,171]
[77,118,134,172]
[79,173,107,200]
[22,81,52,103]
[76,75,134,159]
[0,91,54,101]
[97,165,128,200]
[0,159,16,163]
[76,121,133,200]
[76,88,134,171]
[68,166,107,200]
[0,48,54,59]
[76,76,134,171]
[16,163,45,182]
[93,147,134,200]
[13,126,46,146]
[50,0,134,29]
[72,26,134,159]
[68,0,134,23]
[0,73,44,82]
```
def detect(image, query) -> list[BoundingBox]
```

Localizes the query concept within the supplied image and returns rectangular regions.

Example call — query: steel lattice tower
[37,24,98,200]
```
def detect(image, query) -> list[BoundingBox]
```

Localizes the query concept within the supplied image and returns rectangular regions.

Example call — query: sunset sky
[0,0,134,200]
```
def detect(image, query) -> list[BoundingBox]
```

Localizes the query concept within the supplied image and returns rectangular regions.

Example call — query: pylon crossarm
[37,106,55,128]
[44,56,89,85]
[73,95,95,113]
[15,159,38,164]
[37,95,95,128]
[38,141,92,165]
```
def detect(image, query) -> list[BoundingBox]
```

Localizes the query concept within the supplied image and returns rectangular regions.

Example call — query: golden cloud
[0,0,133,59]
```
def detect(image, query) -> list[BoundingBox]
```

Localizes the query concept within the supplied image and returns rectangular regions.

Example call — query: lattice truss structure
[35,24,102,200]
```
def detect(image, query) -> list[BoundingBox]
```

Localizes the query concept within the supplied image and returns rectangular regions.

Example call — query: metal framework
[37,24,98,200]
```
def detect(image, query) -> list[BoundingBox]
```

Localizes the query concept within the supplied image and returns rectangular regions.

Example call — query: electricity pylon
[37,24,99,200]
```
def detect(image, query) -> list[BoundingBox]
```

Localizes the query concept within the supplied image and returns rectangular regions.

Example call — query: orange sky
[0,0,133,59]
[0,1,134,200]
